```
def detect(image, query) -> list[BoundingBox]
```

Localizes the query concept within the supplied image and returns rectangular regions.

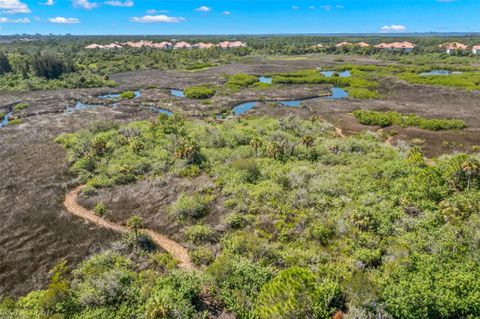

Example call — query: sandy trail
[64,185,194,269]
[335,127,346,138]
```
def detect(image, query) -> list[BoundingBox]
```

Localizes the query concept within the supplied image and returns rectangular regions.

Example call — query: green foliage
[189,246,216,266]
[226,73,259,89]
[353,109,467,130]
[93,202,106,216]
[120,90,136,99]
[0,52,12,75]
[183,85,216,99]
[256,267,342,319]
[7,118,23,125]
[346,87,380,99]
[14,103,29,111]
[185,224,215,244]
[55,115,480,318]
[170,193,212,220]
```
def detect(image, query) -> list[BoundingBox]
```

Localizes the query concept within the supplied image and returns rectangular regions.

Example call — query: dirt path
[335,127,346,138]
[64,185,194,269]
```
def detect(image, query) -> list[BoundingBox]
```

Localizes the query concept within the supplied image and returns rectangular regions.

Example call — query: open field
[1,52,480,318]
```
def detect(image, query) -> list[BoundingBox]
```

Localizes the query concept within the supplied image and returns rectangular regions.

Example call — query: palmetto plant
[461,158,480,190]
[250,137,263,157]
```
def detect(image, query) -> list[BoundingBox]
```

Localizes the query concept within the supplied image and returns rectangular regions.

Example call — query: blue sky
[0,0,479,35]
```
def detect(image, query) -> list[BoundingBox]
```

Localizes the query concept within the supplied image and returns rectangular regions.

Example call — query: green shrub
[184,224,214,244]
[226,74,259,89]
[120,91,136,99]
[170,193,211,220]
[346,88,380,99]
[189,246,215,266]
[93,202,106,217]
[183,86,216,99]
[256,267,342,319]
[7,118,23,125]
[0,112,5,120]
[14,103,29,111]
[353,109,467,130]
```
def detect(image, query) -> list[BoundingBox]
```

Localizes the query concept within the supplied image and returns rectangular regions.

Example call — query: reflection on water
[259,76,273,84]
[321,70,351,78]
[419,70,462,76]
[0,112,13,128]
[98,90,141,99]
[170,89,185,98]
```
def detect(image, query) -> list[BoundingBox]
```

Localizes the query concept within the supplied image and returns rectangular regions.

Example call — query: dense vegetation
[3,115,479,318]
[183,86,216,99]
[353,109,467,131]
[1,35,479,91]
[272,69,380,99]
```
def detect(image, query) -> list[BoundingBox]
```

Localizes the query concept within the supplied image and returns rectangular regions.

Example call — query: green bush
[353,109,467,130]
[7,118,23,125]
[256,267,342,319]
[346,88,380,99]
[183,86,216,99]
[93,202,106,217]
[14,103,29,111]
[120,91,136,99]
[189,246,215,266]
[184,224,214,244]
[170,193,211,220]
[226,74,259,89]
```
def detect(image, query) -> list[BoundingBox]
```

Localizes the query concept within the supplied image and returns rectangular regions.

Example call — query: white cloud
[321,5,332,11]
[0,17,30,23]
[222,10,231,15]
[336,4,344,9]
[73,0,98,9]
[48,16,81,23]
[104,0,133,7]
[292,5,299,10]
[309,5,315,9]
[40,0,55,5]
[195,5,211,12]
[131,15,185,23]
[437,0,456,2]
[0,0,30,14]
[146,9,156,14]
[380,24,407,32]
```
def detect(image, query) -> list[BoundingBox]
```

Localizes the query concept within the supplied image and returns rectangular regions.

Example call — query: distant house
[103,43,123,49]
[440,42,468,54]
[123,40,154,48]
[335,42,353,47]
[356,42,370,47]
[174,41,192,49]
[375,41,415,52]
[193,42,215,49]
[473,45,480,55]
[374,43,389,49]
[85,44,101,49]
[230,41,247,48]
[85,43,122,49]
[152,41,173,49]
[217,41,247,49]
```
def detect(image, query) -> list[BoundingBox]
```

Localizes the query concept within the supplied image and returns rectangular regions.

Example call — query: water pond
[259,76,273,84]
[229,87,349,116]
[419,70,463,76]
[98,90,141,99]
[321,70,352,78]
[170,89,185,98]
[0,112,13,128]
